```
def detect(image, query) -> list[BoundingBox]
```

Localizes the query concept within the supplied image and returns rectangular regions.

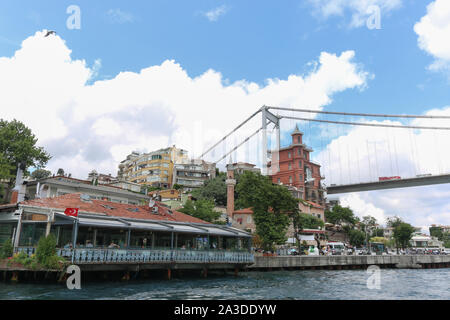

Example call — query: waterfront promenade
[248,255,450,270]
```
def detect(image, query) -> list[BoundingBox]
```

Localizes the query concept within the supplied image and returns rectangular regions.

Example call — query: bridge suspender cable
[213,127,263,164]
[266,106,450,119]
[199,109,261,159]
[280,116,450,130]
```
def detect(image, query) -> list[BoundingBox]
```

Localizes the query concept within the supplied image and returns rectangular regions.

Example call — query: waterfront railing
[14,247,254,265]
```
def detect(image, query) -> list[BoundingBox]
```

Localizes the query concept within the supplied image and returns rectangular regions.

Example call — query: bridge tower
[261,106,281,176]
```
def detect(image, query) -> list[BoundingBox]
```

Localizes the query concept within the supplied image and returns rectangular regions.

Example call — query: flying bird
[44,30,56,37]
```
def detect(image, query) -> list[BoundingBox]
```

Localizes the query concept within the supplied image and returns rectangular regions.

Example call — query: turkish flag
[64,208,79,217]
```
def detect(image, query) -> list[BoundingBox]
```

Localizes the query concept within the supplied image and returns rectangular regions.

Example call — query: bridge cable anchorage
[267,106,450,119]
[199,109,261,159]
[213,127,263,164]
[279,115,450,130]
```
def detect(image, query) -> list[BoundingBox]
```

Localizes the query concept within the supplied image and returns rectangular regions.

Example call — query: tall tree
[0,119,51,203]
[348,229,366,247]
[191,172,227,206]
[31,168,52,180]
[325,204,357,226]
[236,171,297,251]
[387,217,415,251]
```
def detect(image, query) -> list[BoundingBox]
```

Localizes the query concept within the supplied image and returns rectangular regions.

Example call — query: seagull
[44,30,56,37]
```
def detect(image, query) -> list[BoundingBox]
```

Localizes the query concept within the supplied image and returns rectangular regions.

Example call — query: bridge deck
[326,174,450,194]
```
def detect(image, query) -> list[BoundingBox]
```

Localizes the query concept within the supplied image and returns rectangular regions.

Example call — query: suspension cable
[267,106,450,119]
[280,116,450,130]
[214,127,263,164]
[200,109,261,159]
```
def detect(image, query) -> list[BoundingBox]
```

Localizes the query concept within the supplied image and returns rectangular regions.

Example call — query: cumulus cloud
[314,107,450,227]
[203,5,229,22]
[307,0,402,28]
[414,0,450,76]
[0,30,369,180]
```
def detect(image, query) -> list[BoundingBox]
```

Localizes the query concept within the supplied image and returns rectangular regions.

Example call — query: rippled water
[1,269,449,300]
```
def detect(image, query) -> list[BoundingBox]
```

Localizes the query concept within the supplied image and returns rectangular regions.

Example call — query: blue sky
[1,0,450,227]
[1,0,449,114]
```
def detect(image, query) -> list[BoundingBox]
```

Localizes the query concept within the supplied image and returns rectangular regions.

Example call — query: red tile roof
[21,193,209,224]
[305,201,325,209]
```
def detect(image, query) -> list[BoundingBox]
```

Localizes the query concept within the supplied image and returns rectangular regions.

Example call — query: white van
[327,242,345,255]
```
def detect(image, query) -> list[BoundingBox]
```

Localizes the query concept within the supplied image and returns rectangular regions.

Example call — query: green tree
[0,119,51,203]
[191,172,227,206]
[172,184,182,190]
[386,216,415,252]
[348,229,366,247]
[31,168,52,180]
[429,226,444,240]
[324,205,357,226]
[236,171,296,251]
[178,199,222,223]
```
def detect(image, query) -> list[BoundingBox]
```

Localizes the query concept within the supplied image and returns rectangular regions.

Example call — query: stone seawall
[248,255,450,270]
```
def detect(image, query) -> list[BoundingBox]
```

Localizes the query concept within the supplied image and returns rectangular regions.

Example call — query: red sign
[379,176,401,181]
[64,208,79,217]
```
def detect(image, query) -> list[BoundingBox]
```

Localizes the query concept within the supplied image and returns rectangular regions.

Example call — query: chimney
[10,163,25,204]
[225,161,236,220]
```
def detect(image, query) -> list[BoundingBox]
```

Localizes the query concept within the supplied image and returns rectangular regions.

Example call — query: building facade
[268,125,325,207]
[172,159,216,190]
[226,162,261,176]
[0,193,253,265]
[25,176,149,205]
[118,146,189,189]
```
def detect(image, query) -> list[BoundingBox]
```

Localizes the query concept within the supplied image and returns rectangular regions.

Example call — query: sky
[1,0,450,230]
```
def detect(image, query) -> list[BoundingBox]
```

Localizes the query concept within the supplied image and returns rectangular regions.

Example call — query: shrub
[36,234,57,265]
[35,234,66,270]
[0,238,13,259]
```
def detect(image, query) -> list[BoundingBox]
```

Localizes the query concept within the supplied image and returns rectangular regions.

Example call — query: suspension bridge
[200,105,450,195]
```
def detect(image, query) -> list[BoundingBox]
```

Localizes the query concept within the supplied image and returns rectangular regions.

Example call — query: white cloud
[414,0,450,75]
[315,107,450,227]
[204,5,229,22]
[0,30,369,180]
[106,9,135,24]
[340,193,386,223]
[307,0,402,28]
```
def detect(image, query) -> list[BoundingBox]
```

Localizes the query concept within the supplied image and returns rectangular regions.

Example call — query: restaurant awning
[54,214,251,237]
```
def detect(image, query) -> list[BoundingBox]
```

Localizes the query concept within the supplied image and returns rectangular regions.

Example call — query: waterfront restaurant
[0,193,253,265]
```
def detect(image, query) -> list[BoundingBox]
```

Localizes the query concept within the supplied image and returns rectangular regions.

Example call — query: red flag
[64,208,79,217]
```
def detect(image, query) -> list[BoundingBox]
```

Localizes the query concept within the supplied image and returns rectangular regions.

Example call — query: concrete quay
[247,255,450,270]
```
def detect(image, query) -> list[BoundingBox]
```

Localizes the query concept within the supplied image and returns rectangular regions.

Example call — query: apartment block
[118,145,189,189]
[172,159,216,190]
